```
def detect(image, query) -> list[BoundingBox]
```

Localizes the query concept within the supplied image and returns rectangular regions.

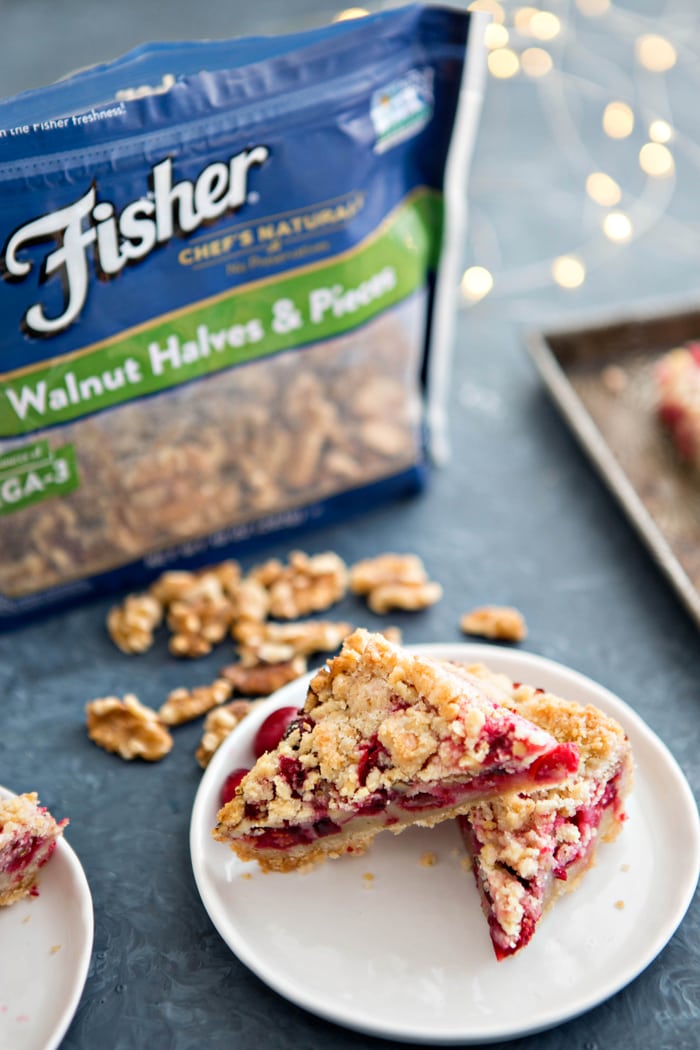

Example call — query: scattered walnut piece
[168,632,217,659]
[196,699,253,768]
[420,851,437,868]
[252,550,348,619]
[228,576,270,623]
[459,605,527,643]
[350,553,442,614]
[159,678,233,726]
[107,593,163,654]
[86,694,173,761]
[149,570,199,607]
[210,560,242,596]
[378,626,403,644]
[368,581,442,614]
[232,619,353,665]
[349,553,427,594]
[220,656,308,696]
[166,572,235,657]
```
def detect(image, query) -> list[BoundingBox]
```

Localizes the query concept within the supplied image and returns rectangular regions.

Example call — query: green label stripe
[0,443,79,515]
[0,191,443,437]
[0,439,50,475]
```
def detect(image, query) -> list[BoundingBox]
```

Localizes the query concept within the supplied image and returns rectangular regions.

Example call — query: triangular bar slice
[455,664,633,960]
[213,630,579,872]
[0,793,68,907]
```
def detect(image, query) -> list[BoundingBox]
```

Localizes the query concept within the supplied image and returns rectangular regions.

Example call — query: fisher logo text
[1,146,269,337]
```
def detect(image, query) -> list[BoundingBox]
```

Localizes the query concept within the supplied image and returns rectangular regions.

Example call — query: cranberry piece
[278,755,306,795]
[357,733,389,786]
[220,767,250,806]
[530,743,579,782]
[253,706,300,758]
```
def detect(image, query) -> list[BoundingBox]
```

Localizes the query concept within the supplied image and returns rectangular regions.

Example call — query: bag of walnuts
[0,4,486,626]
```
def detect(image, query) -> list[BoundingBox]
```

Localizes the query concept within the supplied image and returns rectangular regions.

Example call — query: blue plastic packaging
[0,4,486,626]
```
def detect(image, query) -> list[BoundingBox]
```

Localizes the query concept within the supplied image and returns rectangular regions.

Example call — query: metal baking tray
[527,301,700,630]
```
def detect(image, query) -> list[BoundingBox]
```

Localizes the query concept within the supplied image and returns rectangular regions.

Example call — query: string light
[529,12,562,41]
[468,0,506,25]
[552,255,586,288]
[636,34,677,72]
[488,48,520,79]
[586,172,621,206]
[602,101,634,139]
[575,0,610,14]
[458,0,688,305]
[603,212,634,243]
[461,266,494,301]
[639,142,675,177]
[514,7,540,34]
[521,47,553,77]
[649,120,673,143]
[485,24,510,50]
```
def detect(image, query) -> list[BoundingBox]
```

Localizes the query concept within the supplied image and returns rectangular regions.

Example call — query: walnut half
[460,605,527,643]
[86,695,173,761]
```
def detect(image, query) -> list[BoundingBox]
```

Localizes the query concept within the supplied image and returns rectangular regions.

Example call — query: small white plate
[190,644,700,1044]
[0,787,93,1050]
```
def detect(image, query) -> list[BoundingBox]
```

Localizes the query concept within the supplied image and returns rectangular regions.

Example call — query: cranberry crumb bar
[655,344,700,469]
[213,630,579,872]
[0,793,68,907]
[455,665,633,960]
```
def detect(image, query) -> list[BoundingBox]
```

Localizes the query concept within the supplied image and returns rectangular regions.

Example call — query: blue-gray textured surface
[1,2,699,1049]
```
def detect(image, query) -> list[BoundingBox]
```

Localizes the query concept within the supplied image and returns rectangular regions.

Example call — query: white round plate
[190,644,700,1044]
[0,787,93,1050]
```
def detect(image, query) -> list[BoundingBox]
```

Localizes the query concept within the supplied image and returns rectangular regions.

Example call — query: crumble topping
[214,630,577,870]
[456,663,634,952]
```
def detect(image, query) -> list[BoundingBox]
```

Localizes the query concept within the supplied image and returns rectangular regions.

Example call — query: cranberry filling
[220,768,250,806]
[253,707,300,758]
[529,743,579,782]
[2,834,46,874]
[278,756,306,796]
[357,734,389,787]
[253,816,342,850]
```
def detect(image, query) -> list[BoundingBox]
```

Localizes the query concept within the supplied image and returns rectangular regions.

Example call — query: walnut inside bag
[0,300,423,600]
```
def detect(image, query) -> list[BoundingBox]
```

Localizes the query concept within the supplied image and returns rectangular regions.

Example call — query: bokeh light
[639,142,675,177]
[468,0,506,25]
[586,172,622,206]
[603,211,634,242]
[530,12,561,41]
[552,255,586,288]
[649,120,673,143]
[514,7,539,34]
[636,34,677,72]
[488,48,520,79]
[484,24,510,50]
[521,48,553,77]
[461,266,494,302]
[576,0,610,13]
[602,101,634,138]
